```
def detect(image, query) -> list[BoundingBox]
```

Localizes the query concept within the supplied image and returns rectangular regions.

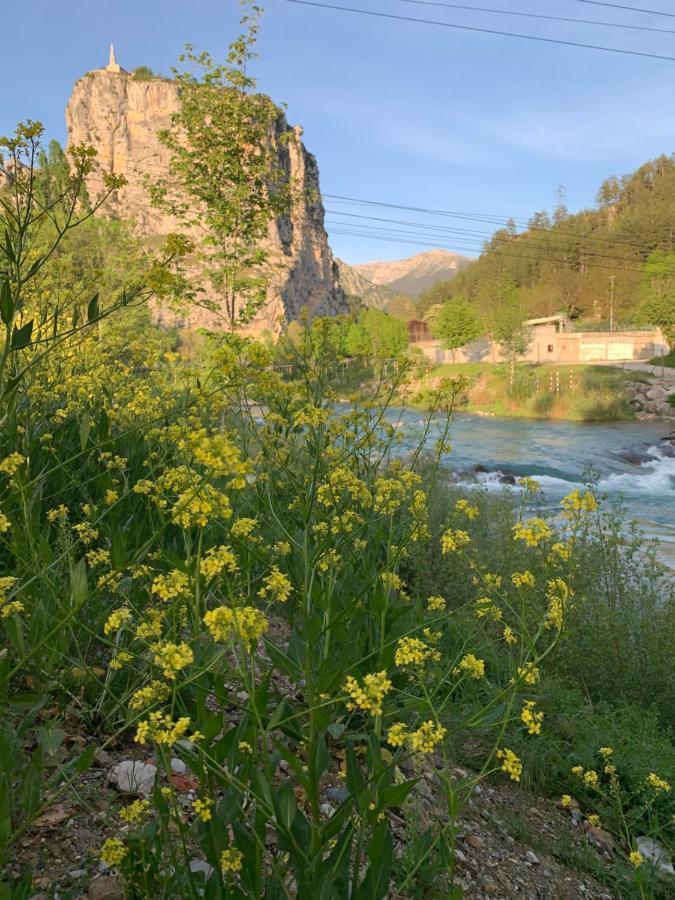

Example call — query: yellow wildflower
[193,797,214,822]
[0,600,24,618]
[440,528,471,553]
[387,722,409,748]
[104,489,119,505]
[231,517,257,539]
[454,654,485,680]
[0,453,25,477]
[129,680,171,710]
[645,772,671,793]
[561,488,597,516]
[199,545,238,580]
[99,838,127,866]
[520,700,544,735]
[343,671,392,717]
[629,851,644,868]
[496,747,522,782]
[587,814,601,827]
[151,641,193,679]
[512,517,552,547]
[511,570,535,589]
[427,595,446,611]
[151,569,191,602]
[119,799,150,824]
[455,499,479,519]
[409,720,447,754]
[514,664,540,686]
[598,746,613,758]
[561,794,573,808]
[258,567,292,603]
[103,607,132,636]
[134,711,193,746]
[583,770,599,787]
[203,606,269,646]
[503,625,518,645]
[220,848,244,874]
[394,636,440,668]
[47,504,68,523]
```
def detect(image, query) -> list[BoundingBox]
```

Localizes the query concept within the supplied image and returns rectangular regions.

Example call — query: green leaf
[70,559,88,608]
[10,319,33,350]
[0,279,13,326]
[3,229,15,264]
[87,293,99,323]
[20,746,44,818]
[27,256,44,279]
[275,781,297,831]
[79,417,91,451]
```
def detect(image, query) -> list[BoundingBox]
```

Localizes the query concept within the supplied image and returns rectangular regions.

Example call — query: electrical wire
[576,1,675,19]
[395,0,675,34]
[282,0,675,61]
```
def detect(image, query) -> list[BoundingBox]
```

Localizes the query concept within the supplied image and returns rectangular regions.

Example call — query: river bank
[407,362,675,422]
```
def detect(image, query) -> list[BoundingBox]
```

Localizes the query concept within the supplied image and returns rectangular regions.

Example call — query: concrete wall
[415,328,669,366]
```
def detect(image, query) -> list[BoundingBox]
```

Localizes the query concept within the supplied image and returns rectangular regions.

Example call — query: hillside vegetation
[419,155,675,343]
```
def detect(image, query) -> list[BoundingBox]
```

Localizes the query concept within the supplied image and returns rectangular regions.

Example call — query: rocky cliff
[65,65,346,333]
[353,249,471,297]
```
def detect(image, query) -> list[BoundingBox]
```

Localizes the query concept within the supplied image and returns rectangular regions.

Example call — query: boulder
[109,760,156,797]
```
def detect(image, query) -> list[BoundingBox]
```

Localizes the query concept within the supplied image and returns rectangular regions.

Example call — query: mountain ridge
[351,248,472,297]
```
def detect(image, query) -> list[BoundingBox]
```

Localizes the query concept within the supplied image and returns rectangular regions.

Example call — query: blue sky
[2,0,675,264]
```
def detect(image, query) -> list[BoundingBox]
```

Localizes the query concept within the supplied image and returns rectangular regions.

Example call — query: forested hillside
[420,154,675,340]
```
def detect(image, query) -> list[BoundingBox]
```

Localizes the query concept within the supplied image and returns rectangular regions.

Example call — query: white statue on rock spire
[106,44,121,74]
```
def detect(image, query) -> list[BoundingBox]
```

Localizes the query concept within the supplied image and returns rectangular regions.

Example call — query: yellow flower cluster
[511,570,535,589]
[103,607,132,636]
[135,608,165,640]
[514,664,540,685]
[220,848,244,874]
[503,625,518,645]
[151,569,191,601]
[629,851,644,868]
[99,837,127,866]
[344,671,392,717]
[381,572,404,592]
[440,528,471,554]
[587,814,601,827]
[545,578,572,631]
[520,700,544,735]
[0,600,23,618]
[0,453,25,476]
[203,606,269,646]
[394,636,440,668]
[427,595,446,611]
[86,548,111,567]
[119,799,150,824]
[561,488,597,517]
[645,772,671,793]
[231,517,257,539]
[257,567,293,603]
[317,467,372,509]
[47,504,69,523]
[496,747,522,782]
[517,476,541,494]
[386,722,409,748]
[408,720,447,754]
[193,797,214,822]
[512,517,552,547]
[199,544,238,580]
[151,641,193,679]
[455,499,479,519]
[474,597,502,621]
[134,711,193,745]
[454,653,485,680]
[129,680,171,710]
[561,794,573,808]
[72,522,98,544]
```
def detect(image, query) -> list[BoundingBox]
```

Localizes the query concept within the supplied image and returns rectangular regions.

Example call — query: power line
[328,225,645,272]
[325,209,646,263]
[576,1,675,19]
[395,0,675,34]
[323,194,653,251]
[282,0,675,61]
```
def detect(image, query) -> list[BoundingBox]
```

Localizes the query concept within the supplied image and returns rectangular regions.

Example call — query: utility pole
[609,274,615,332]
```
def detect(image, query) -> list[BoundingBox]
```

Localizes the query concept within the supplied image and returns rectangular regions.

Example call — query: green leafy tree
[640,250,675,344]
[431,299,482,361]
[150,2,289,330]
[345,309,408,358]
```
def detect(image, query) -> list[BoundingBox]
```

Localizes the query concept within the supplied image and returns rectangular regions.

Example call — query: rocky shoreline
[625,379,675,420]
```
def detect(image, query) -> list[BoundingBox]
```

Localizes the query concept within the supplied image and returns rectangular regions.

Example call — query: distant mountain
[335,259,402,310]
[351,249,472,297]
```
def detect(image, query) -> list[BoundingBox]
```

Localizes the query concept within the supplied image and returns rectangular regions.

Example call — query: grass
[649,350,675,369]
[411,363,641,421]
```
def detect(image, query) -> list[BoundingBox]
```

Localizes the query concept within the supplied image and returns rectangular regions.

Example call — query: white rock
[637,837,675,876]
[109,760,156,798]
[171,758,187,774]
[524,850,539,864]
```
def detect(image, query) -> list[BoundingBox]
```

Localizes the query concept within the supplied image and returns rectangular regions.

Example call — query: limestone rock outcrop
[65,66,346,333]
